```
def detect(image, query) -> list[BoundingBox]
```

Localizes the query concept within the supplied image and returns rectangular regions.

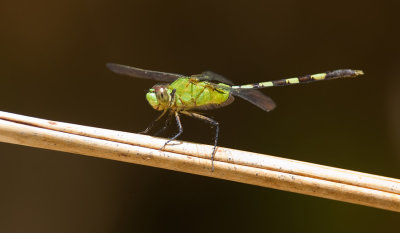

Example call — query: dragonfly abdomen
[232,69,364,90]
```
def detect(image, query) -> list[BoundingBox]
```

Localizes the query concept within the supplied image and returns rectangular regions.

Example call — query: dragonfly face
[146,84,171,111]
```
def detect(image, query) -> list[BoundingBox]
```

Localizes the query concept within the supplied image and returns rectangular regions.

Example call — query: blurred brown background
[0,0,399,232]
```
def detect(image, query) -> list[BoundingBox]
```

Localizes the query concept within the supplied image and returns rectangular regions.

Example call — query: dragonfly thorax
[146,84,172,111]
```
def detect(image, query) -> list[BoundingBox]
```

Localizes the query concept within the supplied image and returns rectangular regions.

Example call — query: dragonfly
[107,63,363,171]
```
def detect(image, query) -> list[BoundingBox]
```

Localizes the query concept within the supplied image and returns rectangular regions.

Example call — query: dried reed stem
[0,110,399,212]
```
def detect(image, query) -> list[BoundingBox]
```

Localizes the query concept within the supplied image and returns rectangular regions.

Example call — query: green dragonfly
[107,63,363,170]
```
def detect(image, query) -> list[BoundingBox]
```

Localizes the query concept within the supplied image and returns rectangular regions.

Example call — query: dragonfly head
[146,84,171,111]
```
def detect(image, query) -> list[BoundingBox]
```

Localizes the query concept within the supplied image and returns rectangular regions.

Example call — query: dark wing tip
[258,100,276,112]
[263,103,276,112]
[106,62,122,72]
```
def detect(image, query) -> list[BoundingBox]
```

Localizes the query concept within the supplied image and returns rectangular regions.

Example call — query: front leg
[154,112,173,136]
[161,111,183,150]
[139,109,168,134]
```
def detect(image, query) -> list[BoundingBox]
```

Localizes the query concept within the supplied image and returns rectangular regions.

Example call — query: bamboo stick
[0,110,399,212]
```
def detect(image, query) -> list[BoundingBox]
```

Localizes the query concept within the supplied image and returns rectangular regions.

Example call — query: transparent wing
[193,71,234,85]
[232,89,276,112]
[106,63,184,82]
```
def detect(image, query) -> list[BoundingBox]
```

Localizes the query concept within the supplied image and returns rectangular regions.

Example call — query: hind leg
[181,111,219,171]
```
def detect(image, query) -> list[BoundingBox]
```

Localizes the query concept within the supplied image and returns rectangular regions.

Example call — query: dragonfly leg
[168,89,177,108]
[161,112,183,150]
[154,112,173,136]
[154,88,177,136]
[181,111,219,172]
[139,108,168,134]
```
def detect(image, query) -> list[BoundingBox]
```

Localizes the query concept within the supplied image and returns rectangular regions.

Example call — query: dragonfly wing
[106,63,184,82]
[194,71,234,85]
[232,89,276,112]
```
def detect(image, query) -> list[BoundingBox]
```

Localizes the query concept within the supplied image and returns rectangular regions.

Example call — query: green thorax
[146,77,232,111]
[170,77,232,110]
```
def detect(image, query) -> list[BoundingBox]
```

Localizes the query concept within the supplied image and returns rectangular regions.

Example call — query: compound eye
[155,86,170,104]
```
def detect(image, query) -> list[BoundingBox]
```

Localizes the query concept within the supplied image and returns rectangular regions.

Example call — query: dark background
[0,0,399,232]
